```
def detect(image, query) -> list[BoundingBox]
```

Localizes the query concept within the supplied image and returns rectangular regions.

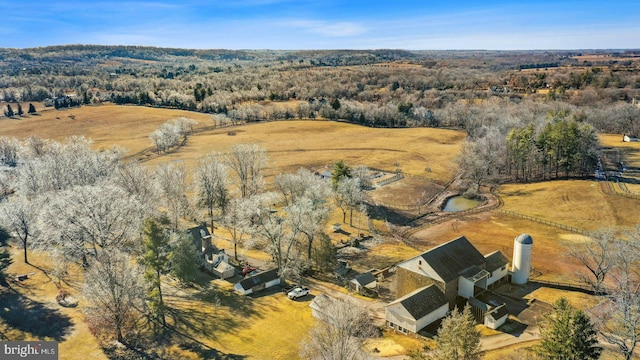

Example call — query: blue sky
[1,0,639,50]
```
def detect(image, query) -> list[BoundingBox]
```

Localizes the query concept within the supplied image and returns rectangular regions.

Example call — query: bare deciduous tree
[568,229,615,294]
[111,161,158,210]
[42,183,145,262]
[300,296,375,360]
[287,196,329,262]
[225,144,267,198]
[222,196,255,261]
[335,177,364,226]
[194,152,229,233]
[155,162,191,229]
[83,250,145,343]
[0,195,38,264]
[250,192,301,279]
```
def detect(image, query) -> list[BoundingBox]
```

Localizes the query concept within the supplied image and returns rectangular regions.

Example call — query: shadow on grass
[163,283,261,342]
[367,203,414,226]
[178,341,247,360]
[0,288,73,341]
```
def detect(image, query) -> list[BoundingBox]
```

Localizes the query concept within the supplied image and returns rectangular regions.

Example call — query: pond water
[442,196,482,212]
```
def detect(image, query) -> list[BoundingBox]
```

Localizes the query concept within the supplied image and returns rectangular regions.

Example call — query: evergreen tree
[429,305,482,360]
[28,103,36,114]
[534,297,602,360]
[4,104,14,117]
[331,160,351,189]
[170,232,199,285]
[330,98,341,110]
[16,103,23,116]
[141,218,170,329]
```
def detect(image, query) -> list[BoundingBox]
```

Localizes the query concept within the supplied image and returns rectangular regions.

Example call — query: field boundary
[495,209,594,236]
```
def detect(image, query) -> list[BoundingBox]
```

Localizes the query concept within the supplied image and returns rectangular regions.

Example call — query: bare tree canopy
[41,183,145,262]
[300,296,375,360]
[83,250,145,343]
[225,143,267,198]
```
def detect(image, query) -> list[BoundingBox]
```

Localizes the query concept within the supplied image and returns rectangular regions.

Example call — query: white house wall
[397,257,441,282]
[485,313,508,330]
[415,303,449,332]
[487,267,508,287]
[458,277,475,298]
[385,308,417,333]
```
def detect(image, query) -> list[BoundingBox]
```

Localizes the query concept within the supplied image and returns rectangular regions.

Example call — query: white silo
[511,234,533,284]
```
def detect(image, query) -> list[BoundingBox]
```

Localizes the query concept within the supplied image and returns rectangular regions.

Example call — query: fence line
[495,209,594,236]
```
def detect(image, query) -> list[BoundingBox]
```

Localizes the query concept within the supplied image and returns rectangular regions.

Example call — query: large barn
[386,236,511,334]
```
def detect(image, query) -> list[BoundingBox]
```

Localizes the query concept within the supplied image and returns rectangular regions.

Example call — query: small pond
[442,196,482,212]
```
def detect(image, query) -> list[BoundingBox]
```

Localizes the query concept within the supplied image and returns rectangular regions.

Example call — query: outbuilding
[234,268,280,295]
[385,284,449,334]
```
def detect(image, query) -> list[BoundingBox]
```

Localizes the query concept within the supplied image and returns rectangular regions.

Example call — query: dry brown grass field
[499,180,639,231]
[143,118,464,183]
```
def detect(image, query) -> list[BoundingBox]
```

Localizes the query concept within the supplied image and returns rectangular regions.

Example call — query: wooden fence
[495,209,594,236]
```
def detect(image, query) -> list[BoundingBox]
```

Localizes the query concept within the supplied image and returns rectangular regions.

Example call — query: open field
[143,119,464,182]
[0,104,465,183]
[498,180,639,232]
[0,105,213,155]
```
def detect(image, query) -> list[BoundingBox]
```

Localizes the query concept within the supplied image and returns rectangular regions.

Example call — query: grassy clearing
[600,133,640,167]
[163,279,314,360]
[1,248,107,360]
[0,105,213,156]
[498,180,639,231]
[144,119,464,182]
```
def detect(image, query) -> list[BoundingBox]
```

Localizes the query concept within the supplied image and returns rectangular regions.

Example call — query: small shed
[485,304,509,330]
[211,259,235,279]
[350,272,377,293]
[234,268,280,295]
[385,284,449,334]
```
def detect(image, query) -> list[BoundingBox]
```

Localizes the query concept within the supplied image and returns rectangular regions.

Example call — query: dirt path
[480,326,540,351]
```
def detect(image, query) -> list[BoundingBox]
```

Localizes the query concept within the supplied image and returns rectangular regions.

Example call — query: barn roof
[401,236,486,283]
[237,268,279,290]
[386,284,448,321]
[484,251,509,273]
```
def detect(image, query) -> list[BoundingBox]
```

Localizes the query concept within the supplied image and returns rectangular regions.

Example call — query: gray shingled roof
[484,251,509,273]
[487,304,509,320]
[237,268,279,290]
[352,272,377,287]
[418,236,486,283]
[386,284,448,320]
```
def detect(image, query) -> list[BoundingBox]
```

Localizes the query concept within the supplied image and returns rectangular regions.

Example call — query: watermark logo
[2,341,58,359]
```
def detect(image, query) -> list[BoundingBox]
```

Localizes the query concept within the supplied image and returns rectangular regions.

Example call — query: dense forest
[1,46,640,184]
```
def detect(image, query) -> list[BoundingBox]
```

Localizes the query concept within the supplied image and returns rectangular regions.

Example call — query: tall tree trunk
[22,237,28,264]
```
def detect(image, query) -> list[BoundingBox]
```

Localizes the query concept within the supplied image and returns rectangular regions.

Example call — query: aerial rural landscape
[1,1,640,360]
